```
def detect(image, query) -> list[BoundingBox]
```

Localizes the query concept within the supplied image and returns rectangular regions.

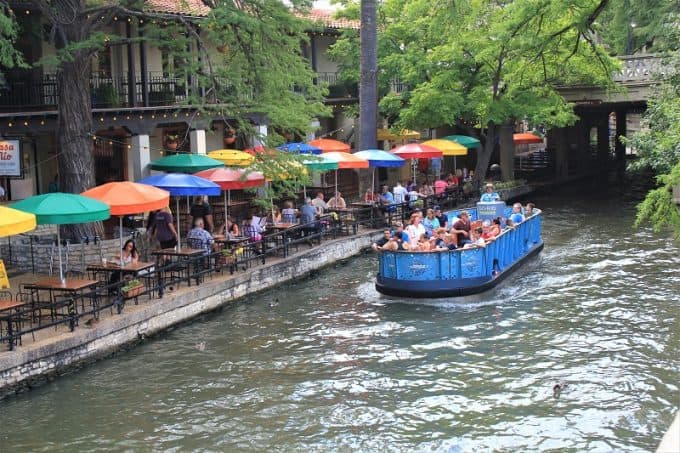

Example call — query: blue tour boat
[375,202,543,298]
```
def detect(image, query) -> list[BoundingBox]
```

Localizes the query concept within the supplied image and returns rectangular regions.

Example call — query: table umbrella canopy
[149,153,224,173]
[137,173,221,197]
[390,143,442,159]
[322,152,369,169]
[12,192,111,224]
[194,168,266,190]
[207,149,255,167]
[302,154,339,171]
[513,133,543,145]
[422,139,467,156]
[0,206,36,237]
[354,149,406,167]
[308,138,351,153]
[277,142,322,155]
[82,181,170,216]
[443,134,481,149]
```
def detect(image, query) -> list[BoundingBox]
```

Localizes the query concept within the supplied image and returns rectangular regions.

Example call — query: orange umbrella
[321,152,369,195]
[82,181,170,260]
[513,133,543,145]
[308,138,351,153]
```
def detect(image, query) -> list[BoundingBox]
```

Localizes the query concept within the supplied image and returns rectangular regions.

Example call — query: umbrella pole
[57,226,64,284]
[335,169,338,196]
[176,197,181,250]
[224,190,228,234]
[453,156,457,175]
[119,216,124,267]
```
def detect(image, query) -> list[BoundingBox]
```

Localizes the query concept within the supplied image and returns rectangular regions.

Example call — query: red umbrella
[513,133,543,145]
[194,168,266,229]
[391,143,442,181]
[309,138,351,153]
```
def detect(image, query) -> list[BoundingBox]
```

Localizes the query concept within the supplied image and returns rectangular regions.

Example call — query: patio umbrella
[354,149,406,193]
[391,143,443,182]
[423,139,468,173]
[0,206,36,238]
[194,168,266,231]
[443,135,481,149]
[301,154,339,199]
[277,142,322,155]
[376,129,421,141]
[322,151,369,196]
[82,182,170,263]
[149,153,224,173]
[138,173,221,242]
[513,133,543,145]
[12,193,110,283]
[308,138,351,153]
[207,149,255,167]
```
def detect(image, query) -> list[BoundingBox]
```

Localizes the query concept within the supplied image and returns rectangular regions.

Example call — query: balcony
[0,72,191,112]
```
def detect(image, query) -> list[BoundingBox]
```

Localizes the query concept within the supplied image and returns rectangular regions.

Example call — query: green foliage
[634,163,680,239]
[494,179,527,189]
[245,150,313,211]
[0,5,26,85]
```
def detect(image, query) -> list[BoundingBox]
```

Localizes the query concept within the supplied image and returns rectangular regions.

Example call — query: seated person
[300,197,320,235]
[381,231,409,251]
[432,228,449,250]
[220,216,240,238]
[434,206,448,230]
[243,213,265,242]
[311,192,328,215]
[109,239,140,288]
[482,219,501,240]
[187,218,216,255]
[281,201,298,223]
[327,191,347,209]
[525,202,538,217]
[509,202,526,224]
[463,227,486,248]
[419,183,434,198]
[364,188,376,203]
[451,210,472,246]
[372,230,392,251]
[416,233,432,251]
[269,206,282,224]
[480,183,501,202]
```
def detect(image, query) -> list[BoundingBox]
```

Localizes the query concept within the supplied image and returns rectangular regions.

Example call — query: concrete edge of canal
[0,231,379,399]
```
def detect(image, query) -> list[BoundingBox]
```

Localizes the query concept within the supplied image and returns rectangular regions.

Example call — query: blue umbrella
[354,149,406,193]
[139,173,221,239]
[277,142,322,155]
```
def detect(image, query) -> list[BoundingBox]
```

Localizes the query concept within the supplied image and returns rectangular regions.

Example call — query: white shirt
[405,223,426,247]
[393,184,408,204]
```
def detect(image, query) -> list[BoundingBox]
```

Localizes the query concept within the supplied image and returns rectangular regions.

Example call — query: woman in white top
[405,213,426,249]
[117,239,139,265]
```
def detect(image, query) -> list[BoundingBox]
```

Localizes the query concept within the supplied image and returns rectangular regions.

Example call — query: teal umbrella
[442,135,481,149]
[149,154,224,173]
[12,193,111,282]
[301,155,339,199]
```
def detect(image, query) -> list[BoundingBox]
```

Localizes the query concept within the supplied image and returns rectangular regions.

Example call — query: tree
[10,0,328,239]
[627,52,680,238]
[0,3,25,87]
[332,0,617,185]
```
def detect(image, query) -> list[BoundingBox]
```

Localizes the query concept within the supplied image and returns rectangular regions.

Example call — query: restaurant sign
[0,140,21,177]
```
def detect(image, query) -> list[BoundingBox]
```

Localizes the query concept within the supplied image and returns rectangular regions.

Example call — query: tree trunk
[473,122,498,187]
[57,57,103,241]
[359,0,378,152]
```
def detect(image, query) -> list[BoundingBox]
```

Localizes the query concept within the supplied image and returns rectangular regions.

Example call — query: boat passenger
[482,218,501,240]
[480,183,501,202]
[451,210,472,246]
[422,208,440,238]
[432,228,448,250]
[463,227,486,248]
[509,202,526,224]
[434,206,448,230]
[372,230,392,251]
[416,233,432,251]
[525,202,537,217]
[405,213,426,248]
[382,231,409,251]
[393,221,409,244]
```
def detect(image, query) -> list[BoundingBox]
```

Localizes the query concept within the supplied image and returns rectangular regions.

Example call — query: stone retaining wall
[0,232,377,398]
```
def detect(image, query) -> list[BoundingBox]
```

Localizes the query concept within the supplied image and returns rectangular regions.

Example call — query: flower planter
[122,283,144,299]
[166,142,179,151]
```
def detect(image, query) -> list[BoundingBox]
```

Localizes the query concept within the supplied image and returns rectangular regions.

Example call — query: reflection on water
[1,174,679,451]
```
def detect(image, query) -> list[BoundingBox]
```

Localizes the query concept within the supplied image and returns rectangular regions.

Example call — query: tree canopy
[331,0,616,184]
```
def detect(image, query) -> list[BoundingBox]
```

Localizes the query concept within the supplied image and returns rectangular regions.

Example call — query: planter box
[122,283,144,299]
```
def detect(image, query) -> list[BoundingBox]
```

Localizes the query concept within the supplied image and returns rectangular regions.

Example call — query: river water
[1,173,679,452]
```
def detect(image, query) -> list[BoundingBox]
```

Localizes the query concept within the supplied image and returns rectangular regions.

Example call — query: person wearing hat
[480,182,501,202]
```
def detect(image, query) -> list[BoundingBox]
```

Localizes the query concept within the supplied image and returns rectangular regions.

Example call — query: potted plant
[165,134,180,150]
[121,279,144,298]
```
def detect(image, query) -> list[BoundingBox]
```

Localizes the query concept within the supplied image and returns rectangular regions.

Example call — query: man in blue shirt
[509,203,526,224]
[480,183,501,202]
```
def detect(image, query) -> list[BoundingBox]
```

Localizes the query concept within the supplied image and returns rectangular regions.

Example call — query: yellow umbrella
[0,206,37,238]
[207,149,255,167]
[423,139,468,172]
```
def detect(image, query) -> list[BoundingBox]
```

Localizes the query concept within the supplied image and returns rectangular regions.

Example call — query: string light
[8,122,13,127]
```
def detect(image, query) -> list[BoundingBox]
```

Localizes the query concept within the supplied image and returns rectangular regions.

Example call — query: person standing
[149,206,179,249]
[393,181,407,204]
[190,196,214,233]
[480,183,501,202]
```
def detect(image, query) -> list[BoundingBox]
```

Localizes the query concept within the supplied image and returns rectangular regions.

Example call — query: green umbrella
[12,193,111,283]
[442,135,481,149]
[301,155,339,199]
[149,154,224,173]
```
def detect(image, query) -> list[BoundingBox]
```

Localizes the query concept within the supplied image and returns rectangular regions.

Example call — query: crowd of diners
[372,182,539,253]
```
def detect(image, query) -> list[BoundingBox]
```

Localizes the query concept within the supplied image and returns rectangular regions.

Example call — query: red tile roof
[305,8,359,30]
[146,0,211,17]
